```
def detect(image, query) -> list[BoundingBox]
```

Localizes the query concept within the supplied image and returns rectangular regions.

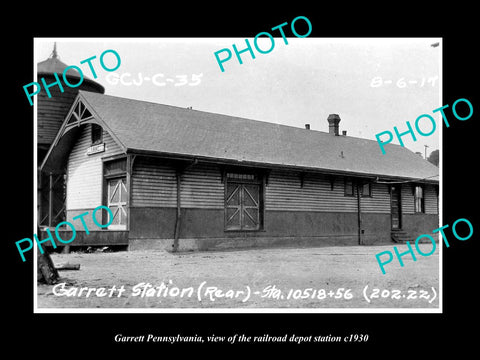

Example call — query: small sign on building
[86,143,105,155]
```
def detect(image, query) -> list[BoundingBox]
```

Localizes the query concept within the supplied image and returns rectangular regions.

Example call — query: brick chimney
[327,114,341,136]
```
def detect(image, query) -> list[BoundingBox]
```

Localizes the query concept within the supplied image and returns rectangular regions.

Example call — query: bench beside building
[40,91,439,251]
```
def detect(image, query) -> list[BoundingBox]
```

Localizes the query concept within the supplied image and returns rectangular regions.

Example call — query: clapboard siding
[131,158,177,207]
[425,185,438,214]
[131,159,437,215]
[132,162,224,209]
[401,185,414,215]
[265,171,392,213]
[181,164,224,209]
[361,183,391,213]
[401,184,438,215]
[67,124,124,210]
[266,171,358,212]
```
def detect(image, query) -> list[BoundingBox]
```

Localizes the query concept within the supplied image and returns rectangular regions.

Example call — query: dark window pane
[345,180,353,196]
[91,124,103,145]
[227,172,256,180]
[104,158,127,176]
[362,183,371,196]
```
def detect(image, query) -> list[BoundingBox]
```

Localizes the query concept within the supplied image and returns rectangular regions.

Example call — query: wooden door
[225,183,260,230]
[390,185,402,229]
[107,177,128,229]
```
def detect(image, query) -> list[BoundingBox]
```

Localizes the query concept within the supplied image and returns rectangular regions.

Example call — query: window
[360,182,372,197]
[345,179,372,197]
[103,158,128,229]
[225,171,263,231]
[226,172,256,181]
[414,185,425,213]
[91,123,103,145]
[344,179,354,196]
[104,157,127,176]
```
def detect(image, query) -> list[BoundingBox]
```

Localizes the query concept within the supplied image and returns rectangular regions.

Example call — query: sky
[34,37,441,158]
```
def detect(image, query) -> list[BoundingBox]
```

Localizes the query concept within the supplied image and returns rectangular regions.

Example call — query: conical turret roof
[37,44,105,93]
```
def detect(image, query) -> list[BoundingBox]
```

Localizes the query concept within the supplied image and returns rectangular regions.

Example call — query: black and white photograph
[33,37,441,312]
[7,7,478,353]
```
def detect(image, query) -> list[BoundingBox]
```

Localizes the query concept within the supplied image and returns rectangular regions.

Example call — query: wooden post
[48,172,53,227]
[126,155,136,233]
[36,227,60,284]
[356,182,362,245]
[172,160,198,252]
[38,169,42,225]
[172,171,182,252]
[37,251,60,284]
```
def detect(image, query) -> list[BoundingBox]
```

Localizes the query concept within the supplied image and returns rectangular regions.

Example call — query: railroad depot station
[38,47,439,251]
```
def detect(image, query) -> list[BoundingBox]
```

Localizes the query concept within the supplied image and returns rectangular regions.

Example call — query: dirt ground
[36,244,440,311]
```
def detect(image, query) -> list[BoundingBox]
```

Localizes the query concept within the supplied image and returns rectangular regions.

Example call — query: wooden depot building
[40,91,439,251]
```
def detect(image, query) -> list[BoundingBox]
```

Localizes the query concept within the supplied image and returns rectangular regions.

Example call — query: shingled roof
[43,90,439,183]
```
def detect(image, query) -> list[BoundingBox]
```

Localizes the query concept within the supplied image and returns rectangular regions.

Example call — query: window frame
[91,123,103,146]
[414,184,425,213]
[344,178,373,197]
[344,178,355,197]
[360,182,372,198]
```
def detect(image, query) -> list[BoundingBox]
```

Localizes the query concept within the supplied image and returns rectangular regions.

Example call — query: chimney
[327,114,341,136]
[305,124,310,130]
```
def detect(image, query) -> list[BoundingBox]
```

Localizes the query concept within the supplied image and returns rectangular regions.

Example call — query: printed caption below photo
[114,333,369,344]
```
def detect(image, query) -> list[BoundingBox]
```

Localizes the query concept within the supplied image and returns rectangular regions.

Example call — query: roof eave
[126,148,439,184]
